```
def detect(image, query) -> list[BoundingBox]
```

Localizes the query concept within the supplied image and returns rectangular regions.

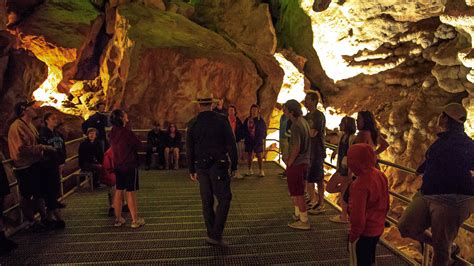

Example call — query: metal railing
[264,127,473,265]
[2,136,86,234]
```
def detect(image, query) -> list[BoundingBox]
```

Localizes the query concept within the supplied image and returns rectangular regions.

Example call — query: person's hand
[190,173,198,182]
[42,145,56,152]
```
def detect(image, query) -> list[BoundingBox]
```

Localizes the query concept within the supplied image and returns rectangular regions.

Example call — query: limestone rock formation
[101,2,280,127]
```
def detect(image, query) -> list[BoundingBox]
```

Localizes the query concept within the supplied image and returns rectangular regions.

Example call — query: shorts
[244,140,264,153]
[14,162,43,199]
[115,166,139,191]
[286,163,308,196]
[306,157,324,183]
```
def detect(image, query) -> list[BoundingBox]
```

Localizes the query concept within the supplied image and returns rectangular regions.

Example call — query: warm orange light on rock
[15,34,78,112]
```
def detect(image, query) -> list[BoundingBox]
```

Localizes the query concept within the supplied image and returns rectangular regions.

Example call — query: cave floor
[1,162,410,265]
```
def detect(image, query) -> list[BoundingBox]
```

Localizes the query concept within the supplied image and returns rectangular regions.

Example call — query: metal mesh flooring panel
[1,162,411,265]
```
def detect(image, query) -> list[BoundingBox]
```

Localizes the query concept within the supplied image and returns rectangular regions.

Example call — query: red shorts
[286,163,308,196]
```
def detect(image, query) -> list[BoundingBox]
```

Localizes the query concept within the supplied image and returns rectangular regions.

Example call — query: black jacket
[39,127,67,166]
[78,139,104,169]
[82,112,108,141]
[147,130,164,147]
[164,131,182,149]
[186,111,238,174]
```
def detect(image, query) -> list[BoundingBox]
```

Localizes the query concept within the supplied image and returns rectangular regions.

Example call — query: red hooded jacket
[347,144,389,242]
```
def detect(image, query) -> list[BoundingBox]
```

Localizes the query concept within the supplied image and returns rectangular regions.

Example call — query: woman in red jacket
[108,109,145,229]
[347,144,389,266]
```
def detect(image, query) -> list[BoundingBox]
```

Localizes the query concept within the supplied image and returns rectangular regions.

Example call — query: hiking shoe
[288,220,310,230]
[114,217,126,227]
[308,205,326,215]
[205,237,229,248]
[131,218,145,229]
[329,215,349,224]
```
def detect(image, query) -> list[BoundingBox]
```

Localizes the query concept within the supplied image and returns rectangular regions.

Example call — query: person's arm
[285,126,300,167]
[348,183,368,243]
[375,135,389,154]
[10,125,45,159]
[186,119,197,176]
[224,119,238,172]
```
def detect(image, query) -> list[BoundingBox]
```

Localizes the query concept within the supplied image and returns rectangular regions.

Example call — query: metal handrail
[2,135,86,219]
[269,127,473,264]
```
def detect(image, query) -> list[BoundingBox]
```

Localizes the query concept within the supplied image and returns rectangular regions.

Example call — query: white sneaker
[131,217,145,229]
[114,217,126,227]
[258,170,265,177]
[288,220,310,230]
[244,169,254,176]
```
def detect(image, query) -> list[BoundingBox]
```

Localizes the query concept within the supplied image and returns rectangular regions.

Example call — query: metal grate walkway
[1,162,411,265]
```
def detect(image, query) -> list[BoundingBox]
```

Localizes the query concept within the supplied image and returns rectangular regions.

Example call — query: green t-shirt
[289,116,311,166]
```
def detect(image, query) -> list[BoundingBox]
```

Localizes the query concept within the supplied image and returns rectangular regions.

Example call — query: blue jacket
[418,129,474,195]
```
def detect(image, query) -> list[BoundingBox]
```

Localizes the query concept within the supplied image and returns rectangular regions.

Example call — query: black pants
[40,164,61,210]
[145,145,164,167]
[349,235,380,266]
[197,164,232,241]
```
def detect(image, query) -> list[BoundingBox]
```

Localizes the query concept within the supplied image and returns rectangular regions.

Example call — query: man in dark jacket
[398,103,474,266]
[145,122,164,170]
[82,103,109,153]
[186,94,238,247]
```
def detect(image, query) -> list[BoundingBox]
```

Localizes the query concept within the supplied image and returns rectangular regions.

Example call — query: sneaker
[108,207,115,217]
[288,220,310,230]
[258,170,265,177]
[114,217,126,227]
[329,215,349,224]
[291,213,299,221]
[244,169,254,176]
[131,217,145,229]
[122,205,130,213]
[308,205,326,215]
[234,173,244,179]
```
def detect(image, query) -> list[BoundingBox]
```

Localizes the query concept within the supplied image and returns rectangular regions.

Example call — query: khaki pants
[398,192,474,266]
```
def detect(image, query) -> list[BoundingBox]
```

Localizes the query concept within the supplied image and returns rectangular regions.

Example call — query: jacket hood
[347,143,377,176]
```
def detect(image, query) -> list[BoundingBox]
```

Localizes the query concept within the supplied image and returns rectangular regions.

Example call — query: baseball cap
[14,100,36,117]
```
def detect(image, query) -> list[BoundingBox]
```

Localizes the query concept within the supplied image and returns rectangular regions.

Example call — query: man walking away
[186,93,238,247]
